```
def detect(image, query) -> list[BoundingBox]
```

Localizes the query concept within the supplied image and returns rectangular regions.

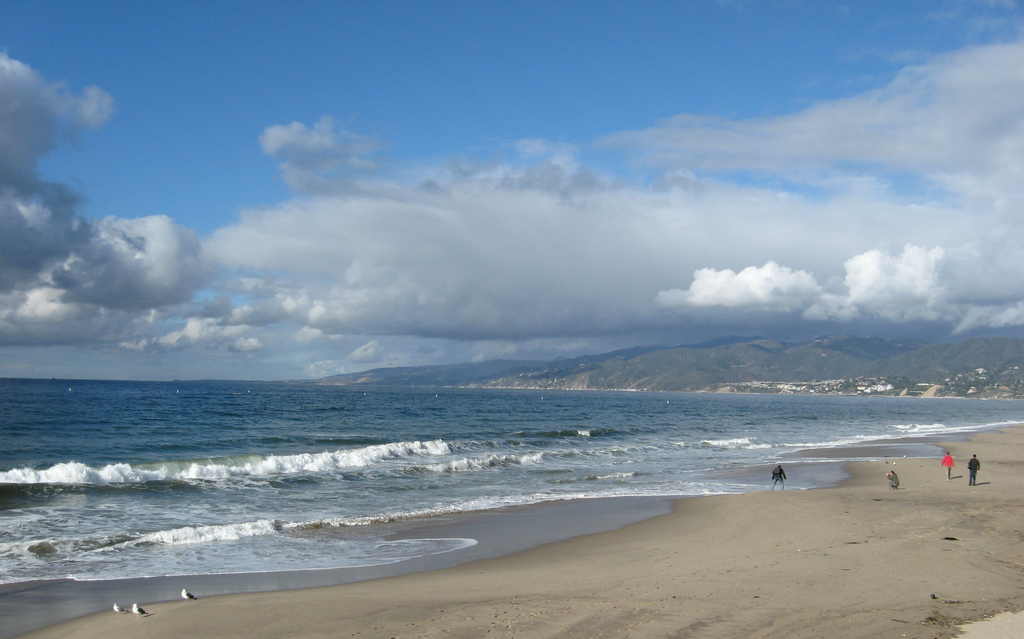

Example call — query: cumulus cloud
[9,35,1024,377]
[809,245,949,323]
[53,215,208,310]
[0,51,111,295]
[207,33,1024,357]
[149,318,251,350]
[655,246,953,323]
[0,197,91,293]
[0,54,209,347]
[0,53,114,194]
[205,141,979,348]
[656,261,820,312]
[653,241,1024,337]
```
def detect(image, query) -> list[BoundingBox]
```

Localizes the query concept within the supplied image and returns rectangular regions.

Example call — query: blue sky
[2,1,1024,380]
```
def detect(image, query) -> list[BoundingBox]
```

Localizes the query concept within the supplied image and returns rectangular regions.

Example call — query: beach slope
[20,427,1024,639]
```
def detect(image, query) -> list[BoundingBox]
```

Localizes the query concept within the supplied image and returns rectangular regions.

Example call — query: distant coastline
[320,335,1024,399]
[457,381,1009,399]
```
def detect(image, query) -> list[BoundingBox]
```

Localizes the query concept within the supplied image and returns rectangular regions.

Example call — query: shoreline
[0,431,945,638]
[9,426,1024,634]
[2,497,678,639]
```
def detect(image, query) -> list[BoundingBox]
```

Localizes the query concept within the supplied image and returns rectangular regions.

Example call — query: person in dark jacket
[886,469,899,490]
[967,454,981,486]
[771,464,786,490]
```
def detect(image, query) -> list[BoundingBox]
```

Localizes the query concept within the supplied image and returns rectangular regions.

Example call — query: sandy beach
[18,426,1024,639]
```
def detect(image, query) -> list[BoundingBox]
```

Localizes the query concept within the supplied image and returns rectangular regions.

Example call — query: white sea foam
[778,420,1015,451]
[419,452,544,474]
[586,472,638,481]
[63,536,481,583]
[892,422,950,435]
[891,420,1017,436]
[778,436,880,450]
[701,437,756,448]
[0,539,59,560]
[119,520,281,548]
[0,440,451,485]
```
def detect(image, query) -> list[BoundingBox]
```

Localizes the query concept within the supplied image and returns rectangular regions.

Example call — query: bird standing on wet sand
[131,603,146,616]
[113,603,127,613]
[182,588,197,600]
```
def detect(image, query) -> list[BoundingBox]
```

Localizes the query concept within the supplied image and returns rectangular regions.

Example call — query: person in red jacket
[941,452,954,480]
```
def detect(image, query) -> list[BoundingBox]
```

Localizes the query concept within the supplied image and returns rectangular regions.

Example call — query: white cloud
[56,215,208,310]
[0,53,113,193]
[11,287,81,322]
[259,116,382,193]
[156,318,250,349]
[206,174,685,340]
[349,340,384,363]
[820,245,948,323]
[0,55,210,348]
[600,40,1024,209]
[206,143,980,346]
[956,302,1024,333]
[68,84,116,129]
[230,336,264,352]
[656,261,820,312]
[655,246,957,326]
[9,35,1024,378]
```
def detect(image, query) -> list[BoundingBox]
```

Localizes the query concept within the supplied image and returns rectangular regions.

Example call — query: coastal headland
[18,426,1024,639]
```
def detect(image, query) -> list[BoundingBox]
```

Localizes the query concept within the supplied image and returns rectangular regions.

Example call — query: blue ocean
[2,378,1022,587]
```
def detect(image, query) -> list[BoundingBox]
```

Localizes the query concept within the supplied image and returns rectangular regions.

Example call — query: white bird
[113,603,126,613]
[131,603,146,616]
[181,588,197,600]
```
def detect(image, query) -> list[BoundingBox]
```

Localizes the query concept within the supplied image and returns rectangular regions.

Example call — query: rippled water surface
[2,378,1021,584]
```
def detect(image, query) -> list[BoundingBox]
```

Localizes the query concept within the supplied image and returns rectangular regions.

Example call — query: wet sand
[16,426,1024,638]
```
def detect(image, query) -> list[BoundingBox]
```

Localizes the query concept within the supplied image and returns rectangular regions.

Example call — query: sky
[2,0,1024,381]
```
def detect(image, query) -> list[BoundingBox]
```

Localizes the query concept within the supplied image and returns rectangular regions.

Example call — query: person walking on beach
[771,464,786,490]
[941,452,954,480]
[968,454,980,486]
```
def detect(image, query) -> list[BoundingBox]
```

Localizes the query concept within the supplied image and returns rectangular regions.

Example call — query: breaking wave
[699,437,770,449]
[417,452,545,474]
[0,440,451,485]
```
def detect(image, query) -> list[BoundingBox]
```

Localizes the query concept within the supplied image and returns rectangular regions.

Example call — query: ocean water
[1,378,1022,586]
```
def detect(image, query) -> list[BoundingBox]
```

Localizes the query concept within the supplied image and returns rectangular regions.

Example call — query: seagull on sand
[113,603,127,613]
[181,588,197,600]
[131,603,147,616]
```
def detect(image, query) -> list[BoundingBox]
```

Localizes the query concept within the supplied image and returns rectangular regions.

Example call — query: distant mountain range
[320,336,1024,399]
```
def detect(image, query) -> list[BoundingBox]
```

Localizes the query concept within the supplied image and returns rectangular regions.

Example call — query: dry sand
[19,426,1024,639]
